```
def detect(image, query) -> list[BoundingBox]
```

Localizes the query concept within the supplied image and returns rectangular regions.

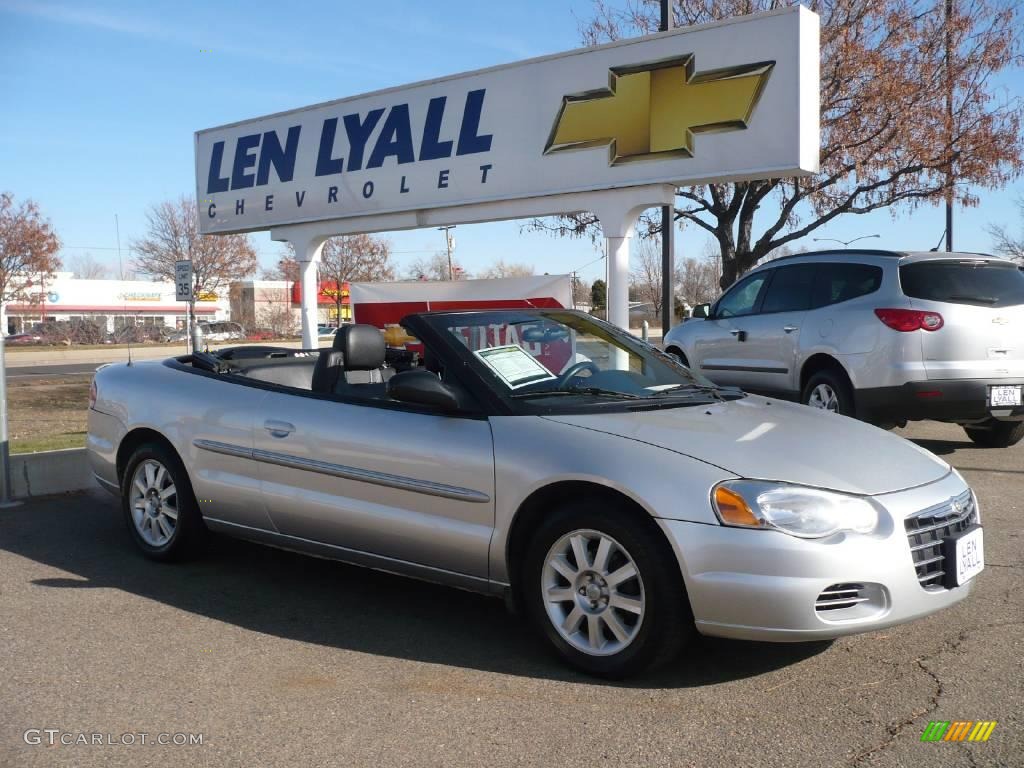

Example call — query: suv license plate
[943,526,984,587]
[989,385,1022,407]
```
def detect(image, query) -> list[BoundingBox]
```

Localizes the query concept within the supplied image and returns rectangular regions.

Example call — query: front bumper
[857,378,1024,424]
[658,471,977,642]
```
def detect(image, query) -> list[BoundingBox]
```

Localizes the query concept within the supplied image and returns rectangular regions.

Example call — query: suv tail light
[874,308,944,332]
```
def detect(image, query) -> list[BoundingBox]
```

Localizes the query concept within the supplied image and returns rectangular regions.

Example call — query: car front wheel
[964,419,1024,448]
[523,500,692,678]
[121,442,205,561]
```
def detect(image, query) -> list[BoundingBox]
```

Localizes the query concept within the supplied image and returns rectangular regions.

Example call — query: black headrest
[335,324,385,370]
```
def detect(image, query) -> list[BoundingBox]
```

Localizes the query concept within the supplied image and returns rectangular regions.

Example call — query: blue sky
[1,0,1022,286]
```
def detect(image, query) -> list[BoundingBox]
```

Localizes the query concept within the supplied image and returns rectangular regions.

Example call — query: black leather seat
[311,324,392,395]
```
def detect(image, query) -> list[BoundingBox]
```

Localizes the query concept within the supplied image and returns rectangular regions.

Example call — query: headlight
[712,480,878,539]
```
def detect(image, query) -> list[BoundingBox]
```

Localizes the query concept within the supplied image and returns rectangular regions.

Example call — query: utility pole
[659,0,676,335]
[945,0,954,251]
[438,225,456,280]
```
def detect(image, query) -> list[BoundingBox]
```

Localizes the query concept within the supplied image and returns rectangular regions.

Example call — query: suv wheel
[121,442,205,561]
[802,369,855,417]
[963,419,1024,448]
[523,500,693,678]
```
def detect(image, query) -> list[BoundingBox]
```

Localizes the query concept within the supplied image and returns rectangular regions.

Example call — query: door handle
[729,329,741,335]
[783,325,799,333]
[729,329,748,342]
[264,420,295,438]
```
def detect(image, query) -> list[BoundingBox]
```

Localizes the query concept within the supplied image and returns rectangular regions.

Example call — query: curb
[10,448,97,498]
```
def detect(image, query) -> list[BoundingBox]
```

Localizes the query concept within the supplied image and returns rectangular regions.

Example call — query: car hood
[543,396,950,495]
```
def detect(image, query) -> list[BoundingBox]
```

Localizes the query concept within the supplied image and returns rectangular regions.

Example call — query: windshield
[423,309,740,407]
[900,259,1024,308]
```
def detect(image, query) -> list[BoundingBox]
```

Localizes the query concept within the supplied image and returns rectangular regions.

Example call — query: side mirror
[692,303,711,319]
[387,369,460,412]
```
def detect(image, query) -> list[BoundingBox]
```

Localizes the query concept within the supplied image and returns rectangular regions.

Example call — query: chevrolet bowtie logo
[545,55,774,166]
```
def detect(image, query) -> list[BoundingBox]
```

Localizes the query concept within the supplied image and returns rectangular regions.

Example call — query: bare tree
[676,243,723,307]
[987,196,1024,263]
[67,252,110,279]
[629,236,664,317]
[132,196,257,296]
[262,255,300,282]
[537,0,1023,287]
[407,252,468,281]
[572,275,592,308]
[0,192,61,316]
[314,234,394,323]
[478,259,535,278]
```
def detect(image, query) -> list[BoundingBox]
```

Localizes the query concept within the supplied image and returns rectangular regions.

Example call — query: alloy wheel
[541,529,645,656]
[808,383,840,413]
[129,459,178,547]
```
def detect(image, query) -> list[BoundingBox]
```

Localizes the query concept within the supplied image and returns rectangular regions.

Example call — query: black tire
[964,419,1024,448]
[522,499,693,678]
[801,368,855,417]
[665,347,689,367]
[120,442,205,561]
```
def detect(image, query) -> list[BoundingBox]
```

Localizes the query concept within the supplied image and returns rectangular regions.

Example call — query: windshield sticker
[475,345,556,389]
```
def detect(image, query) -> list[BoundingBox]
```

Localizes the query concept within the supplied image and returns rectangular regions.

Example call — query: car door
[252,389,495,580]
[733,263,817,394]
[692,270,772,387]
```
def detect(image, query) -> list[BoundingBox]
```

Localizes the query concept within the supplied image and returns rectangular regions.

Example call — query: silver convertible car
[88,309,983,677]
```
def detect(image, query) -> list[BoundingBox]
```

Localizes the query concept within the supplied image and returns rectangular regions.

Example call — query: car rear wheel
[963,419,1024,448]
[523,500,692,678]
[802,369,855,417]
[121,443,205,561]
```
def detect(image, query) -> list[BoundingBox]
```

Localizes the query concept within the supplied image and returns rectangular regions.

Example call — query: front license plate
[943,526,984,587]
[989,385,1022,407]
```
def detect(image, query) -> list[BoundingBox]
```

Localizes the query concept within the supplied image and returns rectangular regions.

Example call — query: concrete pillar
[298,257,320,348]
[272,225,327,349]
[589,186,676,335]
[605,234,631,332]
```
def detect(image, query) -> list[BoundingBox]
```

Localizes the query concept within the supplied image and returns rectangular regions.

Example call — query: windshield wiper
[650,382,727,402]
[511,386,642,400]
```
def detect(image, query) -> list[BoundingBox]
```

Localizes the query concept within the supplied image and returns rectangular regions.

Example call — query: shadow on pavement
[909,437,970,456]
[0,489,829,688]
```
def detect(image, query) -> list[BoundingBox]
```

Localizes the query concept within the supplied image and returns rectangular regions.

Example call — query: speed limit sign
[175,260,192,301]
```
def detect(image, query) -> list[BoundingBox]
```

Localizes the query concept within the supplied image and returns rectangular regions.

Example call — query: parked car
[89,309,983,677]
[664,250,1024,447]
[5,332,42,345]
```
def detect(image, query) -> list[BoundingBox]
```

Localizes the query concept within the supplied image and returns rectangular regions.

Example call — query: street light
[812,234,881,248]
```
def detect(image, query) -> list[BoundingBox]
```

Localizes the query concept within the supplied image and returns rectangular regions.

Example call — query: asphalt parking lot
[1,420,1020,768]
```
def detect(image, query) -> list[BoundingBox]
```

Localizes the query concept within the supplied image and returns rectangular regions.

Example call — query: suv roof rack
[768,248,907,263]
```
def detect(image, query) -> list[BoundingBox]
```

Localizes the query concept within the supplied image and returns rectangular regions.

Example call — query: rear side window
[900,260,1024,308]
[812,263,883,308]
[761,264,817,313]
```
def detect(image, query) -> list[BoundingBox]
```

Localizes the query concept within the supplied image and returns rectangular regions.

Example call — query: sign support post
[0,330,20,507]
[660,0,676,337]
[175,260,196,353]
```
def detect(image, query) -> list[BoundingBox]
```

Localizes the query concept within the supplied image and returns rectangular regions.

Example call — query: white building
[4,272,230,335]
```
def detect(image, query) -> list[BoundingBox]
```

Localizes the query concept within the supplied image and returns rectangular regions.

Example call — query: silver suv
[663,250,1024,447]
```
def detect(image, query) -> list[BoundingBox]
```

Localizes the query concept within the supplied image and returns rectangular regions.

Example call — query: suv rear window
[812,263,883,308]
[900,260,1024,308]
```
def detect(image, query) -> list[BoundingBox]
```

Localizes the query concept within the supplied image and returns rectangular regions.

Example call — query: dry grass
[7,377,89,454]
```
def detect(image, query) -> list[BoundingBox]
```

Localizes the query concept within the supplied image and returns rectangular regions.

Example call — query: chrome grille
[815,583,867,612]
[904,490,976,589]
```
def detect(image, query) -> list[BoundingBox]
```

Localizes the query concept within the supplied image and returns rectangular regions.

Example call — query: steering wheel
[555,360,600,388]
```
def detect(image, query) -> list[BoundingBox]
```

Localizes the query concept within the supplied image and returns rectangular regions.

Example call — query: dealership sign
[195,6,818,235]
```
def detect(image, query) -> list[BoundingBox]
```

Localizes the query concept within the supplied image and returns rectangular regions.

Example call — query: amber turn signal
[714,486,761,528]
